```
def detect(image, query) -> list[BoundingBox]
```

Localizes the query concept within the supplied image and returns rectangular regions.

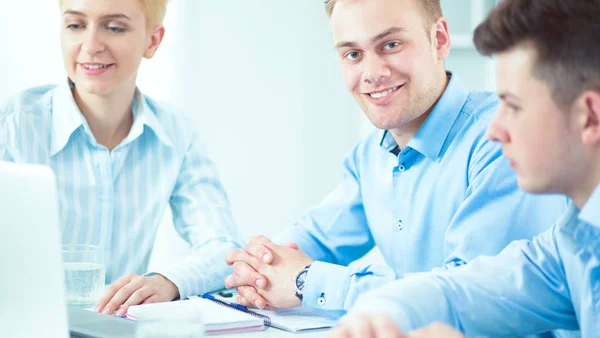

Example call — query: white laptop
[0,161,137,338]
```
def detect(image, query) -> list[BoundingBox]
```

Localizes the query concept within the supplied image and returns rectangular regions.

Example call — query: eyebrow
[498,92,522,102]
[63,10,132,21]
[335,27,407,49]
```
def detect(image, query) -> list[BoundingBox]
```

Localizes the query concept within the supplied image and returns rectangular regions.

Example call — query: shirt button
[399,164,406,172]
[317,293,326,306]
[397,220,404,230]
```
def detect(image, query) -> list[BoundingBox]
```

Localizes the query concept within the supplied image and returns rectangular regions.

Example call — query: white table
[219,327,330,338]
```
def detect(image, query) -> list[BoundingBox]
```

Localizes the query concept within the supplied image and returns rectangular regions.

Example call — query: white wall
[0,1,64,103]
[0,1,497,268]
[148,1,362,242]
[0,1,363,253]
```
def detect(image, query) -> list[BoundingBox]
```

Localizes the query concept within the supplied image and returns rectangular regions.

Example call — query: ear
[580,90,600,146]
[143,25,166,59]
[431,17,450,60]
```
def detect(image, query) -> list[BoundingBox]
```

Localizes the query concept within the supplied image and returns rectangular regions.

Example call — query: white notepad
[251,306,342,332]
[128,298,265,335]
[128,294,342,334]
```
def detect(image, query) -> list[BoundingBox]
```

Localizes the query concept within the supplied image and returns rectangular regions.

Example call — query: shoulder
[451,91,506,179]
[462,90,499,122]
[141,94,207,153]
[350,128,386,160]
[1,85,56,119]
[1,85,56,137]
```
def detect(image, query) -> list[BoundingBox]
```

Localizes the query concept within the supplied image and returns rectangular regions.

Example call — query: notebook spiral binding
[204,296,272,327]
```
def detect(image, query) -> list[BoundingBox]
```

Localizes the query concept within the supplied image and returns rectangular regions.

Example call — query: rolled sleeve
[151,240,237,299]
[148,129,243,298]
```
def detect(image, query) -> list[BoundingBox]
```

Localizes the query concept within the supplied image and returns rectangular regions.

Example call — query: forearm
[348,275,456,332]
[347,237,578,336]
[149,238,239,299]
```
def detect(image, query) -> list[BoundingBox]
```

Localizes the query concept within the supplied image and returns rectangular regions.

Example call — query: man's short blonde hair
[59,0,168,28]
[325,0,442,27]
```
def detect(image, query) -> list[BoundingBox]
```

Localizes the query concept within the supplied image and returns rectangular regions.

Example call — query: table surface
[221,327,330,337]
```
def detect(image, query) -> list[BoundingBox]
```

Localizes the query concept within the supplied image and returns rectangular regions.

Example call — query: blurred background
[0,0,498,268]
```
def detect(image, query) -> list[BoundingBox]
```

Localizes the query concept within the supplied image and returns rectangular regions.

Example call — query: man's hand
[225,236,312,309]
[329,316,464,338]
[95,273,179,316]
[408,322,464,338]
[328,315,406,338]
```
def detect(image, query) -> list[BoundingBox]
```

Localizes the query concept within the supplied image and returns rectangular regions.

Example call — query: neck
[73,86,136,151]
[569,154,600,209]
[389,71,450,149]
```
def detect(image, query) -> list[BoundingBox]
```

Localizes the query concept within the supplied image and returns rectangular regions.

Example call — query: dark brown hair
[474,0,600,109]
[325,0,442,28]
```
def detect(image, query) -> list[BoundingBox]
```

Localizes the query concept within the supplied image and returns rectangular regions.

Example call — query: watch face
[296,270,308,291]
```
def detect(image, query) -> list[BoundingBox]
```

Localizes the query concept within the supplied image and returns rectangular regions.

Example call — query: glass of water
[62,244,105,308]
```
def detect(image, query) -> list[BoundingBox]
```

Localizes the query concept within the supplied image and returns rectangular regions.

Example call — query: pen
[202,293,248,312]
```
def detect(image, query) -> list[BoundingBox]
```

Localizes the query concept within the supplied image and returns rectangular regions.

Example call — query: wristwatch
[294,264,311,301]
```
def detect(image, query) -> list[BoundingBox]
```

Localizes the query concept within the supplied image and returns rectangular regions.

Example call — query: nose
[362,54,391,86]
[81,28,105,56]
[487,111,510,144]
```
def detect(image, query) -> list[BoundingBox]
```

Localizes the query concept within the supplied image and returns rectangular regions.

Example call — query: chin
[74,81,114,96]
[517,178,553,195]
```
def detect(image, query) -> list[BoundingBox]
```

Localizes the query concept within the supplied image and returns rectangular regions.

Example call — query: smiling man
[223,0,567,321]
[328,0,600,337]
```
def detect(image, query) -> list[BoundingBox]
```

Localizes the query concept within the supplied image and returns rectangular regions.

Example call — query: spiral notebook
[127,294,342,335]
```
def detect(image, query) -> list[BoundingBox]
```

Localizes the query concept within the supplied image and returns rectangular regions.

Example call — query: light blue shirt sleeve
[348,225,579,336]
[276,133,566,311]
[275,145,399,309]
[149,129,244,299]
[275,146,374,264]
[0,106,15,162]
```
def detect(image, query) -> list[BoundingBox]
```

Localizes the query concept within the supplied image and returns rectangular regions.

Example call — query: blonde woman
[0,0,242,316]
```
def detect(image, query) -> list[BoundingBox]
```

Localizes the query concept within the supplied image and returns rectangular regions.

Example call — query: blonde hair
[325,0,442,27]
[59,0,168,28]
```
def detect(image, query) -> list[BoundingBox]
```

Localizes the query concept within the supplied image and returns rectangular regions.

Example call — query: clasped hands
[225,237,464,338]
[225,235,313,310]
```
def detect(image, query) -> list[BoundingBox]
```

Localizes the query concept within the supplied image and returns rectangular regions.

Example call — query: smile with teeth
[369,86,399,99]
[81,64,111,70]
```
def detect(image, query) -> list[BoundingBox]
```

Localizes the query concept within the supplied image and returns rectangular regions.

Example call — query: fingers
[372,316,405,338]
[282,242,300,250]
[234,295,253,308]
[114,285,154,316]
[141,294,162,305]
[328,319,371,338]
[95,274,135,313]
[328,326,351,338]
[236,285,269,309]
[246,235,276,263]
[408,322,463,338]
[225,248,264,270]
[225,248,248,266]
[224,261,268,289]
[100,275,149,316]
[328,315,405,338]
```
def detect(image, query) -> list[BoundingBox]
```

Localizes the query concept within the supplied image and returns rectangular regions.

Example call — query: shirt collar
[378,73,470,160]
[50,81,173,156]
[379,130,398,153]
[126,89,174,149]
[50,80,86,157]
[579,183,600,229]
